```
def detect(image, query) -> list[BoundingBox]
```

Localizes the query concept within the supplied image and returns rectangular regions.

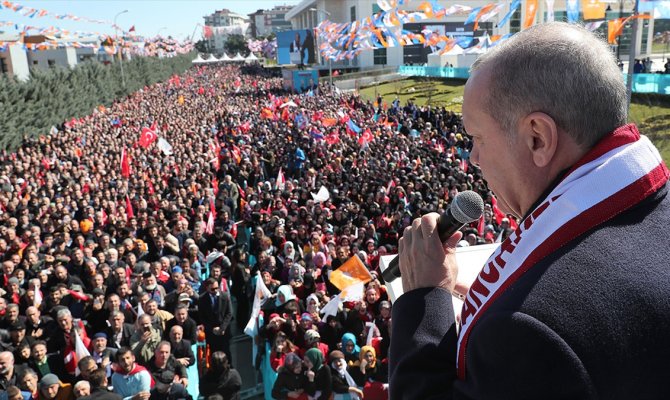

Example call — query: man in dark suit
[104,311,134,349]
[390,22,670,399]
[24,306,56,343]
[198,278,232,364]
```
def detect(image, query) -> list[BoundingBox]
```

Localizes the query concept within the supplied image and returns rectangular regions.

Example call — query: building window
[33,60,39,65]
[0,57,7,74]
[48,60,56,67]
[350,6,356,22]
[374,48,387,65]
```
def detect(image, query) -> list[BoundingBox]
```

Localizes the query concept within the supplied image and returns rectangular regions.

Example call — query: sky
[0,0,304,41]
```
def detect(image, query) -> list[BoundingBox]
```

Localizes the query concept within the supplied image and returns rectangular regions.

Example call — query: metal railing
[397,66,670,95]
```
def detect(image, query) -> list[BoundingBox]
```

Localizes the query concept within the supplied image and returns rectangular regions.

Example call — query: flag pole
[625,0,640,113]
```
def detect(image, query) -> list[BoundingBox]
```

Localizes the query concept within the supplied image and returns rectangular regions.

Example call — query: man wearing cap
[83,368,121,400]
[90,333,116,378]
[38,374,73,400]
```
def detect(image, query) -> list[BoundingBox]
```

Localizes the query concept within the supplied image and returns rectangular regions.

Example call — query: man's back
[456,185,670,399]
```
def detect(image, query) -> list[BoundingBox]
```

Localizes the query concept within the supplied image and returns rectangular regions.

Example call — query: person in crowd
[269,331,299,372]
[351,346,387,400]
[129,315,160,367]
[89,334,115,378]
[110,347,152,400]
[80,368,120,400]
[146,342,187,388]
[166,326,194,368]
[28,341,65,381]
[149,370,190,400]
[340,333,359,366]
[328,350,364,400]
[199,351,241,400]
[0,351,18,391]
[303,348,331,400]
[163,306,196,345]
[197,278,232,363]
[271,352,307,400]
[17,368,40,400]
[37,373,74,400]
[72,381,90,399]
[104,312,133,350]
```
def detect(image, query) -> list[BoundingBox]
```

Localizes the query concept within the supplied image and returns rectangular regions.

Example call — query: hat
[39,374,60,389]
[329,350,345,362]
[300,312,312,322]
[172,266,183,274]
[178,293,191,302]
[9,320,26,331]
[155,370,175,385]
[93,332,107,340]
[304,329,321,343]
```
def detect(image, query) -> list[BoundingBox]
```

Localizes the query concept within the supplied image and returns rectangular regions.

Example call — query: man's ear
[519,112,558,168]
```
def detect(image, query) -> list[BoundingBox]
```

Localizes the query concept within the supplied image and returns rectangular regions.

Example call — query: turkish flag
[138,123,158,148]
[121,148,131,178]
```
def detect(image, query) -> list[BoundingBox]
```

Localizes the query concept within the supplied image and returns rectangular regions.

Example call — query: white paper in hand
[379,243,500,316]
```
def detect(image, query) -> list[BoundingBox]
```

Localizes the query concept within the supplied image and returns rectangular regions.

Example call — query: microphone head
[450,190,485,224]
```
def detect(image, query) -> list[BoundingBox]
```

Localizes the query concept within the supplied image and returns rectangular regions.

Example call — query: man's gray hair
[56,308,72,320]
[471,22,627,147]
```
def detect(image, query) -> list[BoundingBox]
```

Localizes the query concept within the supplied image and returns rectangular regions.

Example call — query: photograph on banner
[403,22,484,64]
[276,29,316,65]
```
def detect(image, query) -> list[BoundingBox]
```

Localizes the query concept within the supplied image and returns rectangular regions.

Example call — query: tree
[195,40,208,53]
[224,34,249,56]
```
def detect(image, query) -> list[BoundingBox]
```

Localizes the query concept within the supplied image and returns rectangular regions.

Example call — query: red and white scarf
[457,124,669,379]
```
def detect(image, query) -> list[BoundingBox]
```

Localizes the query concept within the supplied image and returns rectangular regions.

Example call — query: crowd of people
[0,62,514,400]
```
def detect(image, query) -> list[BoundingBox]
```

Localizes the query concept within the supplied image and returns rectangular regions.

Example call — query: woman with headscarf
[271,352,308,400]
[351,345,388,400]
[329,350,364,400]
[199,351,242,400]
[340,333,360,366]
[304,348,332,400]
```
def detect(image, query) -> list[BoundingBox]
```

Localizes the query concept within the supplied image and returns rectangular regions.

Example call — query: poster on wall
[292,69,319,93]
[277,29,316,65]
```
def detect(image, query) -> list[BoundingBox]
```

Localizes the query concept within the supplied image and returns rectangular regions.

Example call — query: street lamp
[309,8,333,87]
[114,9,129,88]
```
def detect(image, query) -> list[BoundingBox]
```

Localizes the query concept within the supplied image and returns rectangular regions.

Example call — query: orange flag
[329,255,372,291]
[523,0,538,29]
[322,118,338,127]
[582,0,606,21]
[608,14,651,44]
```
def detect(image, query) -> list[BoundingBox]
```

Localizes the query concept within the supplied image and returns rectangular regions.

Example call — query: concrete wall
[5,44,30,81]
[27,48,77,70]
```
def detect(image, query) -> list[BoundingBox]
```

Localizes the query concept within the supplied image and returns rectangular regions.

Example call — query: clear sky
[0,0,303,41]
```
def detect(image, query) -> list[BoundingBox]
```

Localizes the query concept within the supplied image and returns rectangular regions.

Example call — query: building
[0,33,30,81]
[249,5,293,38]
[204,9,250,53]
[284,0,656,70]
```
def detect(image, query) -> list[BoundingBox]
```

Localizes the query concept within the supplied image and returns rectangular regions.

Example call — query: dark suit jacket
[105,323,134,349]
[163,318,198,344]
[28,353,68,381]
[390,184,670,399]
[80,387,122,400]
[198,292,232,335]
[170,339,195,367]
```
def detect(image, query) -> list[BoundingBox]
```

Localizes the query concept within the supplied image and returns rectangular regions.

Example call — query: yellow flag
[329,255,372,291]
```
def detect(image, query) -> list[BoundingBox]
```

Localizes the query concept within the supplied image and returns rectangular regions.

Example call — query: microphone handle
[381,210,465,284]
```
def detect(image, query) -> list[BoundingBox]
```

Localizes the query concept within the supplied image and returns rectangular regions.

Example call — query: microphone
[381,190,485,284]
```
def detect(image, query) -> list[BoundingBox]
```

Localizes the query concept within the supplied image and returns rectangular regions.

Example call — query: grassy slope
[360,77,670,162]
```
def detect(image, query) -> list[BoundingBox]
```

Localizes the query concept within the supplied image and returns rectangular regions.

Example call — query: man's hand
[141,330,152,342]
[177,357,190,366]
[131,392,150,400]
[31,328,43,337]
[398,213,461,293]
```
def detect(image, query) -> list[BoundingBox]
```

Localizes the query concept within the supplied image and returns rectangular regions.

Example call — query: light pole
[114,9,129,88]
[309,8,333,87]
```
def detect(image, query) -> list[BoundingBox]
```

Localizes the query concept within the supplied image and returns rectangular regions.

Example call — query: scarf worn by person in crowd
[112,363,156,387]
[332,359,360,400]
[456,124,670,379]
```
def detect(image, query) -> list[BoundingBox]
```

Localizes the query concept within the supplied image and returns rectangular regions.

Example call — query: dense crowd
[0,63,514,400]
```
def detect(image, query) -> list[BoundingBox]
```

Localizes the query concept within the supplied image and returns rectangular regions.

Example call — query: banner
[498,0,521,27]
[523,0,539,29]
[328,255,372,291]
[581,0,606,20]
